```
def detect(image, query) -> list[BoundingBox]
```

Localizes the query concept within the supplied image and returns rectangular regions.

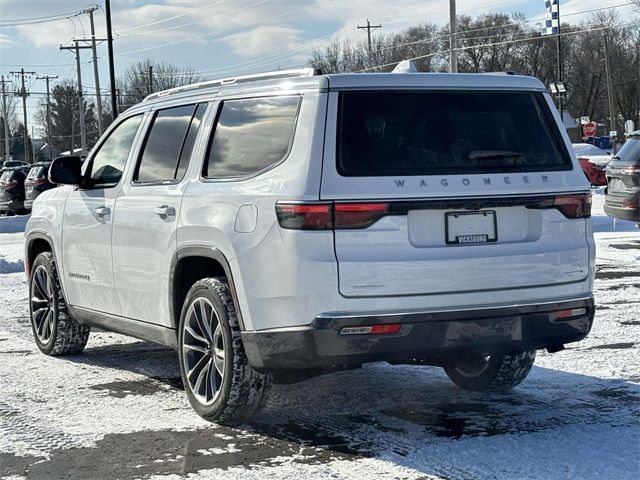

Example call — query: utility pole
[449,0,458,73]
[556,0,563,118]
[603,33,616,153]
[60,41,91,156]
[148,65,153,95]
[86,6,103,136]
[0,76,10,161]
[9,68,36,163]
[105,0,118,120]
[36,75,57,160]
[357,19,381,67]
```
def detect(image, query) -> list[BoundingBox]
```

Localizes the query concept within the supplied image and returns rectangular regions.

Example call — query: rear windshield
[614,138,640,165]
[27,167,44,179]
[337,91,572,176]
[1,171,13,182]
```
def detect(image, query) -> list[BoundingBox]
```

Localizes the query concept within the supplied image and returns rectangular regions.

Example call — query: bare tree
[116,59,202,112]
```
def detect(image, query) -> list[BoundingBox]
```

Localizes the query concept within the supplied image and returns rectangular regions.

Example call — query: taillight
[276,202,391,230]
[275,202,333,230]
[34,177,47,186]
[334,202,389,229]
[552,193,591,219]
[3,180,17,190]
[622,199,639,209]
[621,166,640,174]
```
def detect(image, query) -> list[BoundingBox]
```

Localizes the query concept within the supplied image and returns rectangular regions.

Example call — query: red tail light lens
[3,180,17,190]
[622,199,639,209]
[334,202,389,229]
[34,177,47,186]
[275,203,333,230]
[552,193,591,219]
[340,323,402,335]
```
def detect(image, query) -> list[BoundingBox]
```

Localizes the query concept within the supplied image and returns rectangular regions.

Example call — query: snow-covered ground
[0,195,638,480]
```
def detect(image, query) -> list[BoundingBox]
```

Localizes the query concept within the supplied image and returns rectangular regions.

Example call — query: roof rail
[143,67,321,102]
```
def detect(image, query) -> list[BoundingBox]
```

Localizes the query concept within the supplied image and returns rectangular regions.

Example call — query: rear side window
[135,104,205,183]
[203,95,300,179]
[337,91,572,176]
[615,138,640,165]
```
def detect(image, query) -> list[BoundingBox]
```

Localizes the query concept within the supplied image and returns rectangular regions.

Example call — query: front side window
[203,95,300,179]
[337,91,572,176]
[134,104,205,183]
[89,114,143,186]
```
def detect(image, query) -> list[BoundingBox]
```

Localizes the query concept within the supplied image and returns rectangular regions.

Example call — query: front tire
[29,252,90,356]
[178,278,271,424]
[444,350,536,391]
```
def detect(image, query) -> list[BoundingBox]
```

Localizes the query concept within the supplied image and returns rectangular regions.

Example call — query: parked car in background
[572,143,612,186]
[24,162,55,211]
[0,160,30,170]
[605,132,640,225]
[0,166,30,215]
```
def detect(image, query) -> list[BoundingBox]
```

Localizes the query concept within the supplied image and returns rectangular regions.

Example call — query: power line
[357,20,637,72]
[0,10,85,27]
[116,0,231,33]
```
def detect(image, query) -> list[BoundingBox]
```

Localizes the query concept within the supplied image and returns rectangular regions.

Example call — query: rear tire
[178,278,272,424]
[29,252,90,356]
[444,350,536,391]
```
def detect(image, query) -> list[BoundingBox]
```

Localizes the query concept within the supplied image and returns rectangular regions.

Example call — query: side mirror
[49,156,84,186]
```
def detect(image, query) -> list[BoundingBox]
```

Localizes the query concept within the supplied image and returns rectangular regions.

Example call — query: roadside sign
[583,122,597,138]
[609,131,617,137]
[580,116,590,125]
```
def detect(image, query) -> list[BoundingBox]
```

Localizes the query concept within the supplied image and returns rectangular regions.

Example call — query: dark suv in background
[0,166,30,215]
[24,161,55,211]
[605,132,640,225]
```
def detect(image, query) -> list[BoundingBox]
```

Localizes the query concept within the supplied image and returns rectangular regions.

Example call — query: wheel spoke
[33,270,48,300]
[213,353,224,377]
[31,297,47,308]
[183,343,207,354]
[207,359,217,400]
[187,351,208,377]
[37,308,49,336]
[185,323,207,344]
[196,299,213,341]
[193,360,211,396]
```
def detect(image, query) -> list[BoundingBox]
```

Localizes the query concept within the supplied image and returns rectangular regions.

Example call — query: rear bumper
[242,298,595,372]
[604,201,639,223]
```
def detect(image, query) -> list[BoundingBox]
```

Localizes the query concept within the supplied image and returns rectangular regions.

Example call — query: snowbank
[0,215,29,234]
[0,257,24,274]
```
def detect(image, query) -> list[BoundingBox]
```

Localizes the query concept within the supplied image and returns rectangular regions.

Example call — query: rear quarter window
[337,91,572,177]
[203,95,301,179]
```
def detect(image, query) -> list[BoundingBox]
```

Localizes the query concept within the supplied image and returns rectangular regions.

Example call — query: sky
[0,0,636,137]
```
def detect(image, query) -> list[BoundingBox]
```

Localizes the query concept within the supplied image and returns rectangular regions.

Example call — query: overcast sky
[0,0,635,136]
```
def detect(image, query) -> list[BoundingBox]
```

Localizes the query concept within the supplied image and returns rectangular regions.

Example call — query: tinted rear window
[337,91,571,176]
[203,95,300,179]
[614,138,640,165]
[27,167,44,179]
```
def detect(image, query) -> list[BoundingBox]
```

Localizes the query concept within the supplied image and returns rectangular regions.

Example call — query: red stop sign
[583,122,597,138]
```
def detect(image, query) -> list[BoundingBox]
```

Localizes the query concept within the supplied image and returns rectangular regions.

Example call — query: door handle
[153,205,176,217]
[94,206,111,217]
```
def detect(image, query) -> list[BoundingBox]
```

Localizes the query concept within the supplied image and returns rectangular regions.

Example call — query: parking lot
[0,193,638,480]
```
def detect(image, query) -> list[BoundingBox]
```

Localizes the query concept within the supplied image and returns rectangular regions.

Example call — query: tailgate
[321,88,591,298]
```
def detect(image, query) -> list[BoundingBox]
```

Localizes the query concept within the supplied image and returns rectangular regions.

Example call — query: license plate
[445,210,497,245]
[26,188,33,196]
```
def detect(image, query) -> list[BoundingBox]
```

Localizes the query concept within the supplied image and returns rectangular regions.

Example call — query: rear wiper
[467,150,524,161]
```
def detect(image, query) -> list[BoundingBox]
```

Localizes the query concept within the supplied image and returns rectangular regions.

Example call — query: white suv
[25,69,595,423]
